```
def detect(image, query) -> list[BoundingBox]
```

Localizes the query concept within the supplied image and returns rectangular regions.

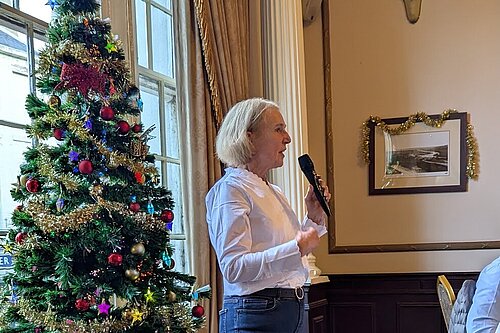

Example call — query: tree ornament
[134,172,145,184]
[47,95,61,108]
[107,253,123,266]
[129,202,140,212]
[19,174,28,186]
[97,300,111,315]
[166,222,173,231]
[100,106,115,120]
[26,178,40,193]
[53,128,65,141]
[15,232,27,244]
[125,269,140,281]
[191,304,205,318]
[146,199,154,214]
[131,123,142,133]
[75,298,90,311]
[130,243,145,256]
[116,120,130,134]
[55,63,107,96]
[68,150,79,162]
[162,252,175,270]
[167,291,177,302]
[144,287,154,303]
[160,209,174,223]
[78,160,93,174]
[56,198,65,212]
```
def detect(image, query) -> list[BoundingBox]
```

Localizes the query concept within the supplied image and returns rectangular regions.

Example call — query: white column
[261,0,328,284]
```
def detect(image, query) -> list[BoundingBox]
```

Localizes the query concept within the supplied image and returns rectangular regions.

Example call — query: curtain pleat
[174,1,250,332]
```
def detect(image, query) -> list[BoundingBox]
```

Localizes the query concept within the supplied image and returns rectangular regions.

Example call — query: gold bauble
[167,291,176,302]
[47,95,61,109]
[19,174,28,186]
[130,243,145,256]
[125,269,140,281]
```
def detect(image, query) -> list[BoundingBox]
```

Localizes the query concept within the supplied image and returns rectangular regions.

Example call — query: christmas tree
[0,0,207,332]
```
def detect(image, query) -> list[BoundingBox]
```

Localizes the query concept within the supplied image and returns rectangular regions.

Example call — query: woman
[206,97,330,333]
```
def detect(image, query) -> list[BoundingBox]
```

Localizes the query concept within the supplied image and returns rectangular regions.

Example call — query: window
[0,4,47,233]
[134,0,188,273]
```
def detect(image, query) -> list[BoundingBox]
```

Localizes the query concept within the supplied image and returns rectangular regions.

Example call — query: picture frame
[368,112,467,195]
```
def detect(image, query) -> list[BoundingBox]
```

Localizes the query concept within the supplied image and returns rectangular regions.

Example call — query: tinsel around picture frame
[362,111,478,195]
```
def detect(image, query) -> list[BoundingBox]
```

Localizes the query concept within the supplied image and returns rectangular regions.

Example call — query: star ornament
[1,243,13,254]
[130,308,144,324]
[98,300,111,315]
[45,0,59,10]
[144,288,154,303]
[105,42,117,53]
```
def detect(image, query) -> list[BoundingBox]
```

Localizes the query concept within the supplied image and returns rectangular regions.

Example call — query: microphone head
[298,154,315,172]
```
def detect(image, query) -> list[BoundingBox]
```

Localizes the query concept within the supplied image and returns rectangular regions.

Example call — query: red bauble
[129,202,140,212]
[160,210,174,223]
[25,178,40,193]
[107,253,123,266]
[53,128,65,141]
[75,298,90,311]
[15,232,27,244]
[78,160,93,174]
[191,304,205,318]
[100,106,115,120]
[131,123,142,133]
[116,120,130,134]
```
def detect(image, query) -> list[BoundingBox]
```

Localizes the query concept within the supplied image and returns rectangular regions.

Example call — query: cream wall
[304,0,500,274]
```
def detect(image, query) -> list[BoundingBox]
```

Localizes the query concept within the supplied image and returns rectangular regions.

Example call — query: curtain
[174,1,250,332]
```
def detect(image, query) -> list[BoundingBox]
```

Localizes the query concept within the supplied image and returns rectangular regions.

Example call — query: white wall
[304,0,500,274]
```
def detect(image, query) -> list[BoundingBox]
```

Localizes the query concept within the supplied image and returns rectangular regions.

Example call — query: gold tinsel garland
[361,110,479,179]
[30,110,158,183]
[12,299,203,333]
[26,186,166,234]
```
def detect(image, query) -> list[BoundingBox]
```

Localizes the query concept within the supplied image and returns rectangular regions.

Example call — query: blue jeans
[219,289,306,333]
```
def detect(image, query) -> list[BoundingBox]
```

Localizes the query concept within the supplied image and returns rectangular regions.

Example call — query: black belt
[250,287,304,300]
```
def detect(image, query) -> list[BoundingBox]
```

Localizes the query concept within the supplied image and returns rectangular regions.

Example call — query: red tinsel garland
[55,63,107,96]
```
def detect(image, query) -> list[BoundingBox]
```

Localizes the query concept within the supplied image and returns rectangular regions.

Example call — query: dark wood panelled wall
[307,273,479,333]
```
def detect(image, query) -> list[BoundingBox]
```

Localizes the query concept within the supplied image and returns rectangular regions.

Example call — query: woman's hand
[305,178,331,225]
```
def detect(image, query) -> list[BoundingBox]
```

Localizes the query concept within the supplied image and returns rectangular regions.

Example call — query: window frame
[0,3,47,235]
[133,0,185,245]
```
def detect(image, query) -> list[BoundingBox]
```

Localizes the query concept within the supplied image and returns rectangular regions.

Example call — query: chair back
[437,275,456,331]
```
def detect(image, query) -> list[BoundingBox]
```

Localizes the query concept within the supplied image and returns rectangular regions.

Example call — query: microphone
[298,154,331,217]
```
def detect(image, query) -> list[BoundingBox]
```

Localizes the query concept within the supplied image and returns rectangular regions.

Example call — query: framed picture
[368,112,467,195]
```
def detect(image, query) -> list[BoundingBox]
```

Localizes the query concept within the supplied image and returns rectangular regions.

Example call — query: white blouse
[205,167,327,296]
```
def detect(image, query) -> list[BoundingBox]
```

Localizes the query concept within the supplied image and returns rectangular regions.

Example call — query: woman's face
[247,107,291,173]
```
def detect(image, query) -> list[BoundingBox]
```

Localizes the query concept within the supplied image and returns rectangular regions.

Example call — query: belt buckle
[294,286,304,300]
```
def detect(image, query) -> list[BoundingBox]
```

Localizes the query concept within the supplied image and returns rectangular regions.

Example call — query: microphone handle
[307,172,331,217]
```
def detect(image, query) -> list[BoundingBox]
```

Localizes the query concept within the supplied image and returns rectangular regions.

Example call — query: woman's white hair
[216,97,279,167]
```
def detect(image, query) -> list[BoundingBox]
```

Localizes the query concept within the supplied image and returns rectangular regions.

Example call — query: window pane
[135,0,148,68]
[0,0,13,6]
[151,6,173,77]
[164,92,179,159]
[170,239,186,273]
[138,76,161,155]
[153,0,170,10]
[167,162,183,234]
[19,1,52,23]
[0,126,31,230]
[0,24,31,125]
